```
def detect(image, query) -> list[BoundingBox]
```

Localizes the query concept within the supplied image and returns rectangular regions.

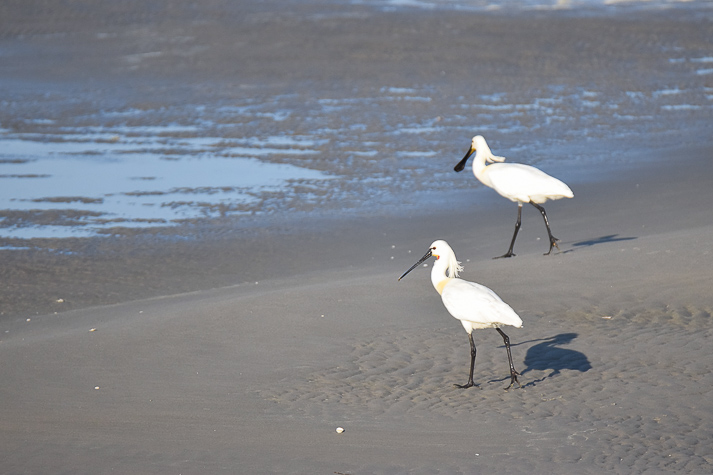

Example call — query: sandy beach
[2,146,712,474]
[1,1,713,473]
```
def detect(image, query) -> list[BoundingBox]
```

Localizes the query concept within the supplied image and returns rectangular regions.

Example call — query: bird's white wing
[441,279,523,329]
[486,163,573,203]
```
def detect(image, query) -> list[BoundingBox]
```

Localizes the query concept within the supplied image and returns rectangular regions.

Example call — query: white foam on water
[352,0,711,12]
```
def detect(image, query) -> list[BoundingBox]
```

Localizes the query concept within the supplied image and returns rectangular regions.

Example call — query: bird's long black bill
[398,250,432,281]
[454,146,474,172]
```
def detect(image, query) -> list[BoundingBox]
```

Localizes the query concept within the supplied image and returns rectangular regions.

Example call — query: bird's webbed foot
[454,380,478,389]
[493,251,516,259]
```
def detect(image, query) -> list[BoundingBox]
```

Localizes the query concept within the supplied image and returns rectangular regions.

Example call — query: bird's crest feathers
[430,240,464,279]
[486,153,506,164]
[473,135,506,164]
[445,254,464,279]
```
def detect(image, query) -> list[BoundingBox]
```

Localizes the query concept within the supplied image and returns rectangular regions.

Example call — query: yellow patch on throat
[436,279,450,295]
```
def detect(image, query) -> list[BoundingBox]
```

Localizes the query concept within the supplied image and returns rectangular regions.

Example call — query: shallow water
[0,131,330,238]
[1,82,710,238]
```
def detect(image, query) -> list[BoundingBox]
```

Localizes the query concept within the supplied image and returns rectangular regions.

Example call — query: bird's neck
[430,259,452,295]
[472,150,493,187]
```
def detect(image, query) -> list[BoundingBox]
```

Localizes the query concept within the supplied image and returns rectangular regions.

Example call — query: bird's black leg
[455,332,477,389]
[530,201,560,255]
[496,327,521,390]
[494,204,522,259]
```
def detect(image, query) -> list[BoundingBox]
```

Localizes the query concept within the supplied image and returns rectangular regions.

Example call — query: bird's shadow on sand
[506,333,592,388]
[562,234,637,254]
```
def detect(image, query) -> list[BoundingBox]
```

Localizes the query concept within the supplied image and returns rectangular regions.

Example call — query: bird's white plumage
[467,135,573,205]
[485,163,573,204]
[428,240,522,333]
[441,279,522,332]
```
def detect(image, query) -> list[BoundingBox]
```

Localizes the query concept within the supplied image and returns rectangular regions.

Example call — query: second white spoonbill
[398,240,522,390]
[454,135,573,258]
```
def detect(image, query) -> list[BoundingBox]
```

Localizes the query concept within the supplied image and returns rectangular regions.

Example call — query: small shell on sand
[336,427,345,434]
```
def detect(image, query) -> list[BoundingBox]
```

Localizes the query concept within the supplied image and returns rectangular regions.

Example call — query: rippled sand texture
[261,306,713,471]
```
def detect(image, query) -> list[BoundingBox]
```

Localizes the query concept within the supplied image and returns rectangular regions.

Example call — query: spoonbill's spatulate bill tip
[455,135,573,258]
[399,240,522,390]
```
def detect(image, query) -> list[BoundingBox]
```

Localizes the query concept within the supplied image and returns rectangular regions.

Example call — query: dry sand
[1,2,713,474]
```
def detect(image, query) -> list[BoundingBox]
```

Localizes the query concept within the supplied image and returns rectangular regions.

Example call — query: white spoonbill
[454,135,574,258]
[398,240,522,389]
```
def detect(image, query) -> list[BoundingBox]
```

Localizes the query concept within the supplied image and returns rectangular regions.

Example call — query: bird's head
[454,135,505,172]
[431,240,463,278]
[453,135,505,172]
[398,240,463,281]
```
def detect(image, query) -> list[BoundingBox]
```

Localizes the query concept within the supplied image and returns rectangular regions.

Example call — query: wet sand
[2,2,713,474]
